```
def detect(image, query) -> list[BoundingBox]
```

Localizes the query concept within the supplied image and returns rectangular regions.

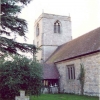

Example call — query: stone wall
[42,13,72,46]
[34,16,43,61]
[56,52,100,96]
[34,13,72,61]
[42,46,58,61]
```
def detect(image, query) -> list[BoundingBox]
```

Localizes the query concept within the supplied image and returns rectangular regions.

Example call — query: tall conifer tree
[0,0,37,55]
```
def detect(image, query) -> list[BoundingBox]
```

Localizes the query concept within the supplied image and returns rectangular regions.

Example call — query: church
[34,13,100,96]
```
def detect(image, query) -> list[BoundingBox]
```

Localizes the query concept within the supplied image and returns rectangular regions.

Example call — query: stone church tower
[34,13,72,62]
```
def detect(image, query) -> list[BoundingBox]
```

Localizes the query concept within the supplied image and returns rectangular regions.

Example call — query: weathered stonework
[34,13,100,97]
[56,52,100,96]
[42,46,58,61]
[15,91,29,100]
[34,13,72,61]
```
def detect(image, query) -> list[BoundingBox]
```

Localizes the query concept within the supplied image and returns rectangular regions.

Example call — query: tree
[0,54,43,100]
[78,63,85,95]
[0,0,37,55]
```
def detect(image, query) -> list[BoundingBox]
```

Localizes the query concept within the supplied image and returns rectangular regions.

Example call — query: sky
[19,0,100,44]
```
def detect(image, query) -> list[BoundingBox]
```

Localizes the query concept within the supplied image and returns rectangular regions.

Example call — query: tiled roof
[46,27,100,63]
[42,63,59,79]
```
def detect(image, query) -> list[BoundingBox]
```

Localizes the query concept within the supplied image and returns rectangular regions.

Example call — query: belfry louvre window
[54,20,60,33]
[67,64,75,80]
[36,23,39,36]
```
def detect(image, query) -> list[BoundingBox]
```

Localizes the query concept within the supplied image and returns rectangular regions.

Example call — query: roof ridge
[63,27,100,46]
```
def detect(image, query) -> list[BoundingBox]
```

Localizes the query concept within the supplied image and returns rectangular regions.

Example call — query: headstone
[20,91,25,97]
[50,84,58,94]
[54,83,57,87]
[15,90,29,100]
[42,87,48,94]
[54,83,58,93]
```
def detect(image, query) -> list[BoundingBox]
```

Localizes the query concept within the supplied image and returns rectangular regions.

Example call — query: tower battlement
[35,13,71,25]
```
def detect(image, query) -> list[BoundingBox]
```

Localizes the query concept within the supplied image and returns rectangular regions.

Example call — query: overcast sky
[19,0,100,44]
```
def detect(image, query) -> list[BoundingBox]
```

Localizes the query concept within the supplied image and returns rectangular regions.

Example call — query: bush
[0,55,42,99]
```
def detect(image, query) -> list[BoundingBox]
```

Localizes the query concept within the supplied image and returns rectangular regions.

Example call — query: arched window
[36,23,39,36]
[54,20,61,33]
[67,64,75,80]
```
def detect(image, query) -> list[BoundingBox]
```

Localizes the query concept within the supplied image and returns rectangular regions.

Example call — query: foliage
[0,0,37,55]
[1,0,32,35]
[0,54,43,99]
[0,36,37,54]
[78,63,85,95]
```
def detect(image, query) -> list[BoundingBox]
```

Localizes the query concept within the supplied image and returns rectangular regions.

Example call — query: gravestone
[50,83,58,94]
[15,90,29,100]
[42,87,48,94]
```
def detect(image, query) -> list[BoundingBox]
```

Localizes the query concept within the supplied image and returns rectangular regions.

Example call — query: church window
[36,23,39,36]
[54,20,61,33]
[67,64,75,80]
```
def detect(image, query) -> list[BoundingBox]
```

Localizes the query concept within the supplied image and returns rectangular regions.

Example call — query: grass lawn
[30,94,99,100]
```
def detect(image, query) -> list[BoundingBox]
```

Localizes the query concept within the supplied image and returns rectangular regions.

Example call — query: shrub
[0,55,42,99]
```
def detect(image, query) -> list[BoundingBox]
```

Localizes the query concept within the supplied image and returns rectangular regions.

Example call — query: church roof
[46,27,100,63]
[42,63,59,79]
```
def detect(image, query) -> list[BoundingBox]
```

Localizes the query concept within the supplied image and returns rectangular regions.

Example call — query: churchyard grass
[0,93,99,100]
[30,94,99,100]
